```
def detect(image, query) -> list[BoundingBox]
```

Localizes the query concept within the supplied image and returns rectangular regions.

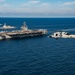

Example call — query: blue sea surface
[0,18,75,75]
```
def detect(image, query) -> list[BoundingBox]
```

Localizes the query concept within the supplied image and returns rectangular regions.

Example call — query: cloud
[2,4,10,7]
[0,4,10,8]
[22,0,40,7]
[0,0,75,17]
[63,1,75,6]
[0,0,5,2]
[40,3,49,7]
[28,1,40,4]
[21,2,50,14]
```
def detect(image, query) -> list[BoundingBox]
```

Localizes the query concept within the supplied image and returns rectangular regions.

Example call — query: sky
[0,0,75,17]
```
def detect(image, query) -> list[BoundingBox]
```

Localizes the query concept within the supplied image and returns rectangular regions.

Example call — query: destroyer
[0,23,16,29]
[0,22,47,40]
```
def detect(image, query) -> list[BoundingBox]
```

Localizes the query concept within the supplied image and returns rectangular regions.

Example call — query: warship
[0,22,47,40]
[49,31,75,39]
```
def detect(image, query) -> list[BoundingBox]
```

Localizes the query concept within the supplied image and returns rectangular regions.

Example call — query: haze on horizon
[0,0,75,17]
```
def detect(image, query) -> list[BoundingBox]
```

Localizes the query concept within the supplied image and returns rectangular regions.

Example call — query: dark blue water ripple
[0,18,75,75]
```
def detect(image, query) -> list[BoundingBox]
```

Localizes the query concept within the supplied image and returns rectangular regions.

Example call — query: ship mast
[21,22,28,31]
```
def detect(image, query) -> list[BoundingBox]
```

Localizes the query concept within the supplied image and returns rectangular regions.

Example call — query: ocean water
[0,18,75,75]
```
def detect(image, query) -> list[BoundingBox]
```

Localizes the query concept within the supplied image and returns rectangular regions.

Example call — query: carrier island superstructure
[0,22,48,40]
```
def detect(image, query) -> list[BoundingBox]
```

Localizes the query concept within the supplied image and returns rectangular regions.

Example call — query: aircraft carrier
[0,22,48,40]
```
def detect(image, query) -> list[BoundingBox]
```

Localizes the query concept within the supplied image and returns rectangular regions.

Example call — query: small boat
[49,31,75,39]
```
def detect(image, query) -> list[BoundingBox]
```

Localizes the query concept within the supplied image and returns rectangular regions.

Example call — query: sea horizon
[0,17,75,18]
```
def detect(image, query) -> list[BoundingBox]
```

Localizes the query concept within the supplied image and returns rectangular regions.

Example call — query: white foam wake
[62,28,75,31]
